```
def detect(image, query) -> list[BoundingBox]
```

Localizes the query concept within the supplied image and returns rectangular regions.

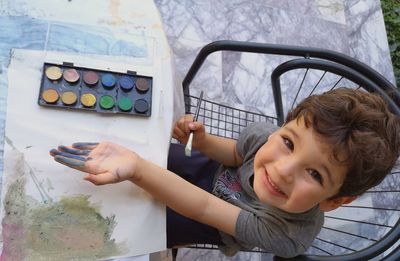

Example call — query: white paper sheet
[0,48,173,260]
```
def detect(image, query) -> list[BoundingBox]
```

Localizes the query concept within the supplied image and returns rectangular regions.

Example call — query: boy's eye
[282,137,294,151]
[308,169,323,185]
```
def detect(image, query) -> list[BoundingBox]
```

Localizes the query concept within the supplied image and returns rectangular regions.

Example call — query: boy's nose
[274,158,296,184]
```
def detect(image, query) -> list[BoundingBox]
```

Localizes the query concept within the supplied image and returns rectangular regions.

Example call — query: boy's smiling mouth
[262,170,288,198]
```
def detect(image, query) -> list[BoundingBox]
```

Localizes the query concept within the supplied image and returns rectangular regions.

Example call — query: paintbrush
[185,91,204,157]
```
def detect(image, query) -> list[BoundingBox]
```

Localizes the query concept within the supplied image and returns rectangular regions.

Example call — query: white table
[0,0,184,260]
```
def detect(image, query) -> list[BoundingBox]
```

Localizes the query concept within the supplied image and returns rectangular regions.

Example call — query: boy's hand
[172,114,206,149]
[49,141,140,185]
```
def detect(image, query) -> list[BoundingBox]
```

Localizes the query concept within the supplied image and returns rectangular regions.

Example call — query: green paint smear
[2,150,127,260]
[27,196,122,259]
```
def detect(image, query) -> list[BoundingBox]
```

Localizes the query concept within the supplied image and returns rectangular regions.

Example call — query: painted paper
[0,49,169,260]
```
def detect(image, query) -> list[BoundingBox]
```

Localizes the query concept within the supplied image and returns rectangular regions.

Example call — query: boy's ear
[319,196,357,212]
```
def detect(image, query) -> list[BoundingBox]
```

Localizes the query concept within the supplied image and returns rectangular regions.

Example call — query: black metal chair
[176,40,400,260]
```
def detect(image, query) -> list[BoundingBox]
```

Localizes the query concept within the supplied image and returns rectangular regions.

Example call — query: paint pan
[41,88,59,103]
[61,91,78,105]
[119,76,134,92]
[118,97,133,112]
[38,63,153,117]
[80,93,97,107]
[45,66,63,81]
[101,74,116,89]
[99,95,115,110]
[83,71,99,86]
[63,68,80,84]
[135,78,149,92]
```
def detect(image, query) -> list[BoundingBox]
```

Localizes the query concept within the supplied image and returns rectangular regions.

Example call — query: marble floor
[0,0,397,260]
[153,0,399,260]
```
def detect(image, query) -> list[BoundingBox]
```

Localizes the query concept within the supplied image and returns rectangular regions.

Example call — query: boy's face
[253,117,348,213]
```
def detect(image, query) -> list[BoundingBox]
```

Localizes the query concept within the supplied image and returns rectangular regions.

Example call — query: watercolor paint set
[38,62,152,117]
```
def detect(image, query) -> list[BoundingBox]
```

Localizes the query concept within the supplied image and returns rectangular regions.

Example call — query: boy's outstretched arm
[135,155,241,236]
[49,141,241,237]
[173,115,243,167]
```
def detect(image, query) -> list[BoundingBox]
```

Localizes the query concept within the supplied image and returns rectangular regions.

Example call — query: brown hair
[285,87,400,198]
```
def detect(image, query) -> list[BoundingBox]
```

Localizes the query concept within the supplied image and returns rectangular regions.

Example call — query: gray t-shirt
[212,122,324,257]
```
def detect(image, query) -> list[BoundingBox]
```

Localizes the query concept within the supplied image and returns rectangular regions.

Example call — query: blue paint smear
[46,23,148,57]
[0,16,48,65]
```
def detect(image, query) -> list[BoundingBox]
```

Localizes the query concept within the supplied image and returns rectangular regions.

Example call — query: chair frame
[180,40,400,260]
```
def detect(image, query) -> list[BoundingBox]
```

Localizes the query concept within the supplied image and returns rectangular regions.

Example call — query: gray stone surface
[153,0,399,260]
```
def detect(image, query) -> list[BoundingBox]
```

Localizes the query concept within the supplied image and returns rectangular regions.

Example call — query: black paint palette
[38,62,152,117]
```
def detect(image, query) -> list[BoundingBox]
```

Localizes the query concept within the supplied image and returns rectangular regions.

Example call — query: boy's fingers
[58,145,91,156]
[188,122,196,130]
[54,155,86,169]
[173,115,201,140]
[177,117,189,127]
[71,142,99,150]
[50,149,88,162]
[172,126,186,140]
[177,117,190,133]
[189,121,204,131]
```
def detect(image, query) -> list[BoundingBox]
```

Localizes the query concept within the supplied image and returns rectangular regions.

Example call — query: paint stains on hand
[50,141,140,186]
[49,144,96,170]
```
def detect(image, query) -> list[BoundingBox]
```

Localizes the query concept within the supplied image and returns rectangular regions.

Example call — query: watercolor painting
[1,139,126,260]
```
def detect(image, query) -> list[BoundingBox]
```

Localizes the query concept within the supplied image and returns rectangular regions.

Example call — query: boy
[50,88,400,258]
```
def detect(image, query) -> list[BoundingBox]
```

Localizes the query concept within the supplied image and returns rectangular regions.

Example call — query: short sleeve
[235,210,307,258]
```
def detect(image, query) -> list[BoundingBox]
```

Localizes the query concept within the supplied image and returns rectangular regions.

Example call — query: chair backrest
[183,40,400,260]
